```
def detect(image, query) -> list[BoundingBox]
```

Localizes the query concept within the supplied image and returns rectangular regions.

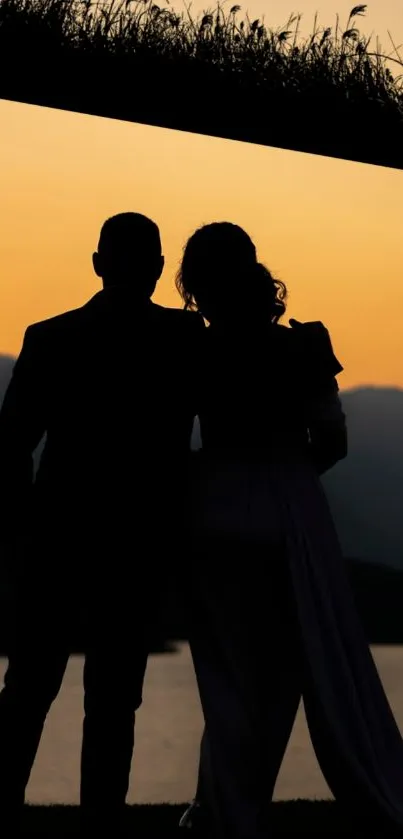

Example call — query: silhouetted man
[0,213,204,828]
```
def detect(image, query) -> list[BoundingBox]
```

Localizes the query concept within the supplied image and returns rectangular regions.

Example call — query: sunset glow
[1,97,402,391]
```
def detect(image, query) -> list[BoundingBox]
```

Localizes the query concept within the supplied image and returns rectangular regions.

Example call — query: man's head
[92,212,164,298]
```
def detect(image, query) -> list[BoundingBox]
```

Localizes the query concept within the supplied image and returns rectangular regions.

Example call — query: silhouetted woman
[176,222,403,838]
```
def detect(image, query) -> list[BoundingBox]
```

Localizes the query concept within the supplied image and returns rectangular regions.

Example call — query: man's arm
[0,325,47,541]
[307,379,348,475]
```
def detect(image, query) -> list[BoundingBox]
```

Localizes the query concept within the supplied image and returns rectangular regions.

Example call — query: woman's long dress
[187,321,403,837]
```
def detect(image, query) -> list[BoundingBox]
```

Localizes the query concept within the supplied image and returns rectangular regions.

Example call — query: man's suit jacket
[0,287,204,559]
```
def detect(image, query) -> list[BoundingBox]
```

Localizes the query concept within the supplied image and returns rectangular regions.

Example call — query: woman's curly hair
[175,221,287,324]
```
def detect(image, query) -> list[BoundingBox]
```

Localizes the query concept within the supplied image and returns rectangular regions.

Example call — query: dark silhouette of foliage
[0,1,402,168]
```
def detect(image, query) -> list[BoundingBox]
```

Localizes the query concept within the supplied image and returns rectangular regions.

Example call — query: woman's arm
[289,318,347,474]
[307,378,347,475]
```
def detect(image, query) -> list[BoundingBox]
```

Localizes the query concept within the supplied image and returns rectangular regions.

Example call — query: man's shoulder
[25,304,89,341]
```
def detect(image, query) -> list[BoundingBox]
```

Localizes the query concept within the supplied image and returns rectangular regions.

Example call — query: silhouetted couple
[1,212,403,836]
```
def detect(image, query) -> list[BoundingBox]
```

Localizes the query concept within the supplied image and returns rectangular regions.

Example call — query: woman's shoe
[179,799,201,830]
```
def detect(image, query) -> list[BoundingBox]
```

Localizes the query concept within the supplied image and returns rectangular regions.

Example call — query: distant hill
[0,354,13,395]
[322,388,403,570]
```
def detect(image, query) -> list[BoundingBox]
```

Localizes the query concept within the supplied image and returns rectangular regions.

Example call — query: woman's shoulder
[278,319,343,379]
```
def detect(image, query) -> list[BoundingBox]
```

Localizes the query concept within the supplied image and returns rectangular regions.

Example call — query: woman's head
[176,222,287,325]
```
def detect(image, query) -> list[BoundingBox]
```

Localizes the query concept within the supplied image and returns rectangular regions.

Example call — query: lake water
[1,644,403,804]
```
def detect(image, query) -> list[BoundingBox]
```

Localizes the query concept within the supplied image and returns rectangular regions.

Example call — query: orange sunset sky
[1,0,403,394]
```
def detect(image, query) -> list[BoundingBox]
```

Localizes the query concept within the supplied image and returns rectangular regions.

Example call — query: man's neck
[101,284,153,304]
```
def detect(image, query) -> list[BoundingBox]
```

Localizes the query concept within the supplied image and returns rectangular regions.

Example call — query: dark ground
[15,801,363,834]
